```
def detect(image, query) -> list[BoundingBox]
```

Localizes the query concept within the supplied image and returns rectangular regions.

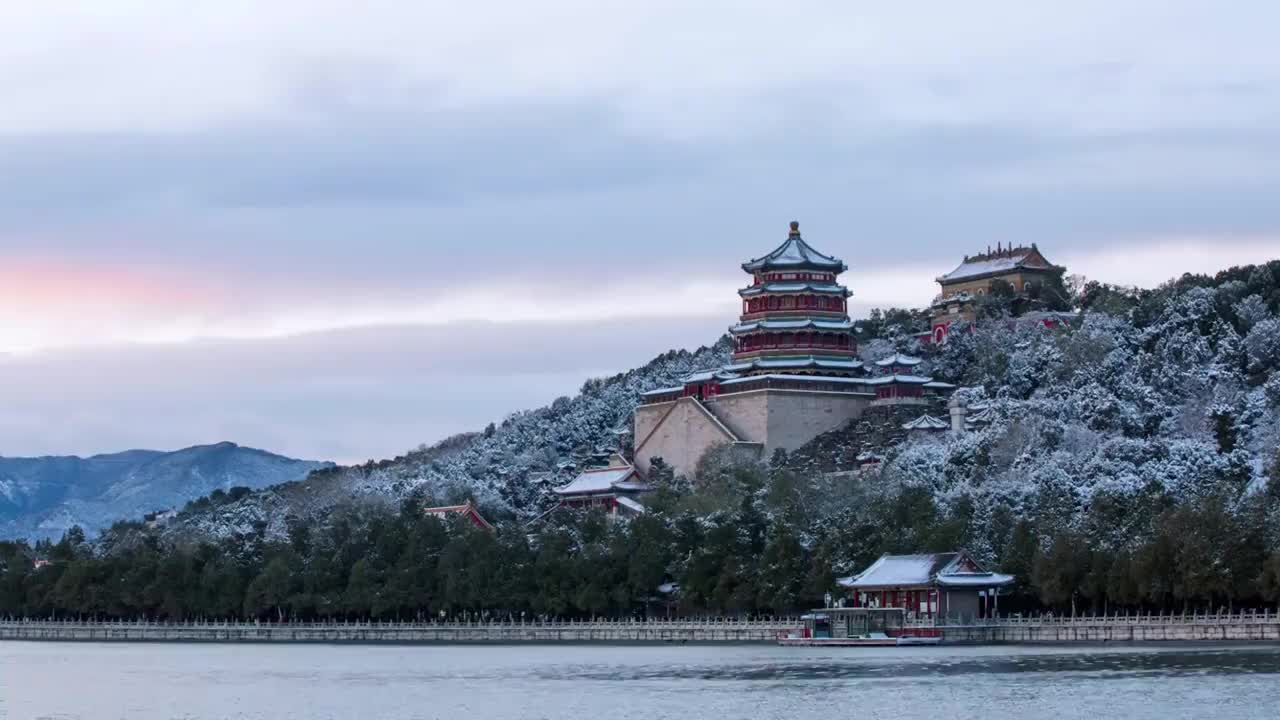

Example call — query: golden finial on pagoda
[789,220,800,235]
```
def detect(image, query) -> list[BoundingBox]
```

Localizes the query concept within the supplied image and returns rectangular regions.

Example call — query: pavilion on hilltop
[928,244,1071,344]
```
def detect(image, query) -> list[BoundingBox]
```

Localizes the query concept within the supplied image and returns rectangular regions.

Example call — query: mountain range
[0,442,332,540]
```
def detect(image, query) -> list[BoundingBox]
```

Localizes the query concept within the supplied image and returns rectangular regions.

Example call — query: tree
[1034,531,1091,614]
[757,523,805,613]
[244,557,295,621]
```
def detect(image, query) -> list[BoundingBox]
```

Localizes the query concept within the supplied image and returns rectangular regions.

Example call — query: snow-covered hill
[121,261,1280,559]
[164,339,734,542]
[0,443,332,540]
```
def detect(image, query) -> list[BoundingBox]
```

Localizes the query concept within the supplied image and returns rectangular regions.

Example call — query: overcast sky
[2,1,1278,462]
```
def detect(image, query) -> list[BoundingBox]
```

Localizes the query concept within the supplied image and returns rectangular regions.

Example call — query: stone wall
[760,390,872,455]
[703,391,769,442]
[941,270,1041,297]
[633,397,738,478]
[634,389,872,478]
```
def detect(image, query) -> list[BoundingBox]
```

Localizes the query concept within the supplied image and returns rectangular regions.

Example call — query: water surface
[3,642,1279,719]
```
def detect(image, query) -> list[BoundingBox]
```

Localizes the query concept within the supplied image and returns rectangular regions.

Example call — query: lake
[2,642,1279,719]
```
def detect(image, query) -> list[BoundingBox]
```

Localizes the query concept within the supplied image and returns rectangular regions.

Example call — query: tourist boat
[777,607,942,647]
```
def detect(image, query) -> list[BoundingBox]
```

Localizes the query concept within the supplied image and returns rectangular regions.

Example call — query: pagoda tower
[631,218,956,480]
[728,221,861,375]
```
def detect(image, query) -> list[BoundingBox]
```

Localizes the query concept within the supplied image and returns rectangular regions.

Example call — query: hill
[159,340,733,543]
[0,443,332,540]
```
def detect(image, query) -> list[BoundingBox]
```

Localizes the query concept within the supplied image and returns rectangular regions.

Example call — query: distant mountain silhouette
[0,442,331,540]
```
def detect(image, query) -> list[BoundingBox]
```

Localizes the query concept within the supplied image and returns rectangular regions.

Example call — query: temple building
[552,453,651,517]
[837,551,1014,620]
[929,244,1064,344]
[423,500,494,531]
[632,221,954,478]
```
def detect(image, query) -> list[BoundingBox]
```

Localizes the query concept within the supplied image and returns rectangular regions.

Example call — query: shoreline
[5,615,1280,645]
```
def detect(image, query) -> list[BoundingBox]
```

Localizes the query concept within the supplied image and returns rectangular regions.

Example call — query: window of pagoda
[876,385,923,399]
[763,271,836,283]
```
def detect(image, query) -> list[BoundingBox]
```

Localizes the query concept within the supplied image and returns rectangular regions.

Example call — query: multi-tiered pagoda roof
[741,225,848,273]
[638,220,957,411]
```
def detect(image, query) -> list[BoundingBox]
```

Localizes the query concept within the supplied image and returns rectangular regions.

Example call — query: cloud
[3,2,1278,134]
[1,1,1279,457]
[0,317,728,461]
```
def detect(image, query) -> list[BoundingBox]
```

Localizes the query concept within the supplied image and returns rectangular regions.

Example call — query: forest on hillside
[2,260,1280,619]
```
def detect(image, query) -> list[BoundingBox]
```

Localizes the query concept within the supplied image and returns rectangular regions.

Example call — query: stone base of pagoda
[633,382,872,478]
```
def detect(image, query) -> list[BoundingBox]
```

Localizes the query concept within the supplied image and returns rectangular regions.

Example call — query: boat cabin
[782,607,941,646]
[804,607,905,640]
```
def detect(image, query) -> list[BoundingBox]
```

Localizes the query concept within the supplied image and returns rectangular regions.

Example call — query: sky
[2,1,1279,462]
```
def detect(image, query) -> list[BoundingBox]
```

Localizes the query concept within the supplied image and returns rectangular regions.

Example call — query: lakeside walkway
[0,617,793,644]
[3,611,1279,644]
[931,609,1280,643]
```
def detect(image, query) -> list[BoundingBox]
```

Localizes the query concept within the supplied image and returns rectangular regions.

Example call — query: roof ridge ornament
[789,220,800,236]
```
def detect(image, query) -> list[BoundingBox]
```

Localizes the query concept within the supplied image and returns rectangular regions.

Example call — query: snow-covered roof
[723,357,865,373]
[742,223,847,273]
[615,496,646,514]
[682,369,741,384]
[640,386,684,397]
[756,357,862,370]
[837,552,1014,589]
[936,572,1014,587]
[874,353,922,367]
[902,414,949,431]
[937,246,1055,284]
[923,381,957,390]
[966,407,997,424]
[1020,310,1078,323]
[838,554,952,588]
[731,318,855,333]
[554,466,641,495]
[863,374,934,385]
[422,500,494,531]
[739,282,850,298]
[717,373,870,387]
